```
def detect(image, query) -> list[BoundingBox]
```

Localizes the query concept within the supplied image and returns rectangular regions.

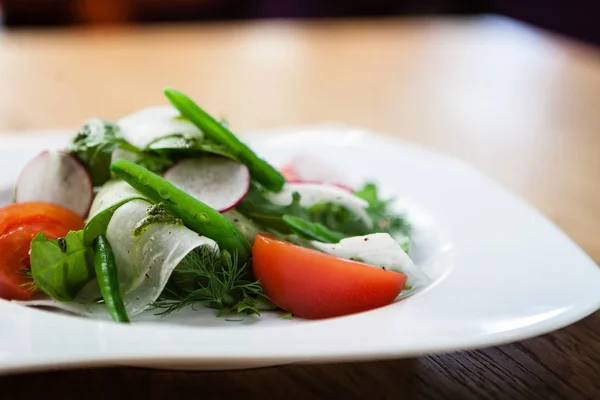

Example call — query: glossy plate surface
[1,124,599,375]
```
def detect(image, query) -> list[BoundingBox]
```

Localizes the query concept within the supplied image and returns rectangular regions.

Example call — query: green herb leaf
[150,247,267,317]
[398,236,410,254]
[132,203,183,237]
[354,183,411,237]
[30,230,95,301]
[235,183,307,233]
[282,215,345,243]
[305,202,371,237]
[68,119,123,186]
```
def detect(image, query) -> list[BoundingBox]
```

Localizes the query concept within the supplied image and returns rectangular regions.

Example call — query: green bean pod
[94,235,130,323]
[110,159,252,261]
[164,88,286,192]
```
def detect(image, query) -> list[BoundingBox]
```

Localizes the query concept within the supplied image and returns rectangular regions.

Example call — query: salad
[0,89,428,322]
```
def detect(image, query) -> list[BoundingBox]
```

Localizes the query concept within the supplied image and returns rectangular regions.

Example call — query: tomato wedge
[0,202,85,300]
[252,234,407,319]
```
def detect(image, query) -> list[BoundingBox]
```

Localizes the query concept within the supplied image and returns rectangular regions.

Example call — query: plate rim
[0,123,599,375]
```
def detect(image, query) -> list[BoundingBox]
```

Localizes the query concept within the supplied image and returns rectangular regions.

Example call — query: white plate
[0,124,599,375]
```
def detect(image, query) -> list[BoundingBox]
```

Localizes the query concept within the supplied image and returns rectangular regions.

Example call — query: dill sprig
[19,268,38,292]
[150,247,267,317]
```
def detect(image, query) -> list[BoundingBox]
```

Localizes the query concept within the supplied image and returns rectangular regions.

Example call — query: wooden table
[2,15,600,399]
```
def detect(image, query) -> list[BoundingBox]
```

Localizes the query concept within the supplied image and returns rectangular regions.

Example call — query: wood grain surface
[1,15,599,399]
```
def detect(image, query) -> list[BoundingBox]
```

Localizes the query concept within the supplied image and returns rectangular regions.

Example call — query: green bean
[110,159,252,261]
[94,235,130,323]
[164,88,286,192]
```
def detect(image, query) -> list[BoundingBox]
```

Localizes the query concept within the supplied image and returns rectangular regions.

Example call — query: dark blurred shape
[489,0,600,45]
[0,0,487,26]
[1,0,75,26]
[0,0,598,45]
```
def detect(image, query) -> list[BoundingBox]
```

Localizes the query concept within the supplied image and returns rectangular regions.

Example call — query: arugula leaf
[235,183,306,233]
[354,183,411,236]
[69,119,123,186]
[30,230,95,301]
[236,183,385,243]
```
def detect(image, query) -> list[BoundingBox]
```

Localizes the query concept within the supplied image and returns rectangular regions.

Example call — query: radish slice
[15,151,93,217]
[118,105,203,150]
[266,182,372,227]
[163,157,250,212]
[286,155,353,189]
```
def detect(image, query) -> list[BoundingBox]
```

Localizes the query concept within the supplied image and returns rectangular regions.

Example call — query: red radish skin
[15,151,94,218]
[280,163,298,181]
[163,157,250,213]
[286,179,354,193]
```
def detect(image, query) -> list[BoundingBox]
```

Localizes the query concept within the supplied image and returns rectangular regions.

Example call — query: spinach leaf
[30,230,95,301]
[68,119,122,186]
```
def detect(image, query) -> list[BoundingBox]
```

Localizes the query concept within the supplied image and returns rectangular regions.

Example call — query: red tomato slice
[252,234,407,319]
[0,202,85,300]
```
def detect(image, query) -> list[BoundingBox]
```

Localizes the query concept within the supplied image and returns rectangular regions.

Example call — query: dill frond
[150,247,267,317]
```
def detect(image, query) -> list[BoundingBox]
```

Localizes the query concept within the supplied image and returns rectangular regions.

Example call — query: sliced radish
[15,151,94,217]
[266,182,372,227]
[163,157,250,212]
[284,155,353,189]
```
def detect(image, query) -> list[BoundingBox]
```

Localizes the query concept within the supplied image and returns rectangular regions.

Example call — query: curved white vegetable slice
[163,157,250,212]
[15,150,93,217]
[118,105,203,149]
[110,147,138,165]
[84,180,146,245]
[287,154,354,189]
[88,180,145,220]
[266,182,372,227]
[105,199,219,315]
[311,233,430,289]
[16,199,218,319]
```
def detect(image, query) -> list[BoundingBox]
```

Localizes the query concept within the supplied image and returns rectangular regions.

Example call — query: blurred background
[0,0,598,45]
